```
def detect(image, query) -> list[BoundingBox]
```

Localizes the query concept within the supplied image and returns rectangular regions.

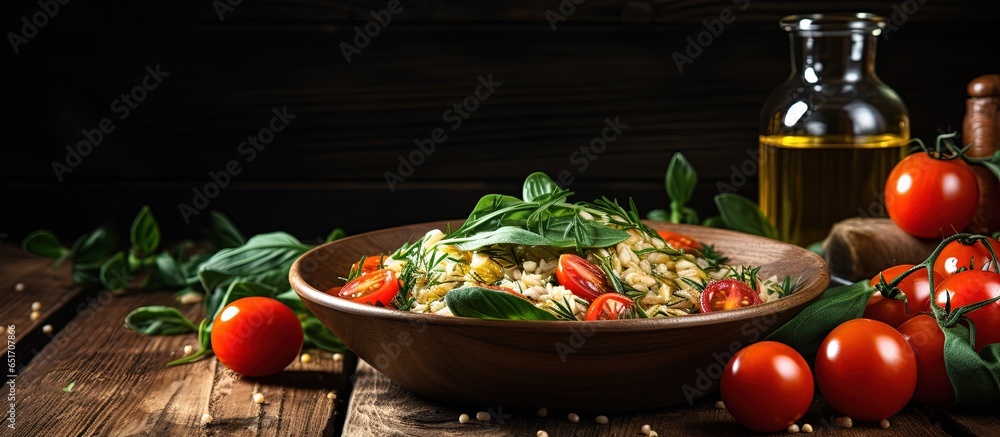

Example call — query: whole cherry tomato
[815,319,917,422]
[934,237,1000,276]
[864,264,940,327]
[721,341,814,432]
[211,297,304,377]
[897,315,955,406]
[884,152,979,238]
[934,270,1000,351]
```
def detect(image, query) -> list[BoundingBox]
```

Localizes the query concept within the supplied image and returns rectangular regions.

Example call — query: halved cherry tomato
[351,254,386,274]
[864,264,940,328]
[934,237,999,276]
[585,293,635,320]
[699,279,761,312]
[336,268,400,306]
[555,254,613,302]
[656,230,703,251]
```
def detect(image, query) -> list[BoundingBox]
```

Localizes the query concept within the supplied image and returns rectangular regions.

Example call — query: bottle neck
[789,32,877,83]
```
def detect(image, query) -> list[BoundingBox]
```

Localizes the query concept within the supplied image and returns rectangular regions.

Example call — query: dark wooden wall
[2,0,999,242]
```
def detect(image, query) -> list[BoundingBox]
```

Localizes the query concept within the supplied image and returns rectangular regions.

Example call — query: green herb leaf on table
[765,281,873,357]
[99,252,131,292]
[144,252,189,289]
[130,206,161,258]
[209,211,246,249]
[714,193,779,239]
[125,306,198,335]
[70,227,117,264]
[197,232,312,297]
[22,230,70,262]
[62,382,75,393]
[445,286,558,321]
[303,317,348,352]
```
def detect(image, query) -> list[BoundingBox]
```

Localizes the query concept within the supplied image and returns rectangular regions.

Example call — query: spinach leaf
[125,306,197,335]
[130,206,161,258]
[714,193,779,239]
[445,286,557,321]
[765,281,872,357]
[522,171,561,202]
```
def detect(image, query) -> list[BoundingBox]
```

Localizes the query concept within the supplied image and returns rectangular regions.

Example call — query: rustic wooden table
[2,246,997,436]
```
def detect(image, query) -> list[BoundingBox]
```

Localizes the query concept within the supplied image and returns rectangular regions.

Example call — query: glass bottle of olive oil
[760,13,909,246]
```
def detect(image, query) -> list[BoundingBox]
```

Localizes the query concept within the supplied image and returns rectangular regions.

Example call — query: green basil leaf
[666,153,697,206]
[23,230,70,260]
[197,232,313,297]
[206,281,278,324]
[276,289,310,314]
[71,263,102,287]
[522,171,561,202]
[765,281,872,357]
[209,211,245,249]
[943,323,1000,406]
[445,286,558,321]
[124,306,197,335]
[144,252,189,289]
[714,193,779,239]
[701,215,725,228]
[326,228,347,243]
[71,227,118,264]
[303,317,347,352]
[99,252,132,292]
[130,206,161,258]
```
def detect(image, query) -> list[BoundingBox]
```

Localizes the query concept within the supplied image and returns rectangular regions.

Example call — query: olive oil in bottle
[760,14,910,245]
[759,134,909,245]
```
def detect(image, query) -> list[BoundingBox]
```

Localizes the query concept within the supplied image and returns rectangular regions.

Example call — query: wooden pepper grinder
[964,74,1000,233]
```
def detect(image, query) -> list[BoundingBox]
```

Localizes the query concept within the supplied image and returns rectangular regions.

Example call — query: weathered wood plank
[8,288,351,436]
[342,360,957,436]
[0,245,90,360]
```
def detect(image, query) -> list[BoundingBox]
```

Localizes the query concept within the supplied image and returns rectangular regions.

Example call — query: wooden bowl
[290,221,829,413]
